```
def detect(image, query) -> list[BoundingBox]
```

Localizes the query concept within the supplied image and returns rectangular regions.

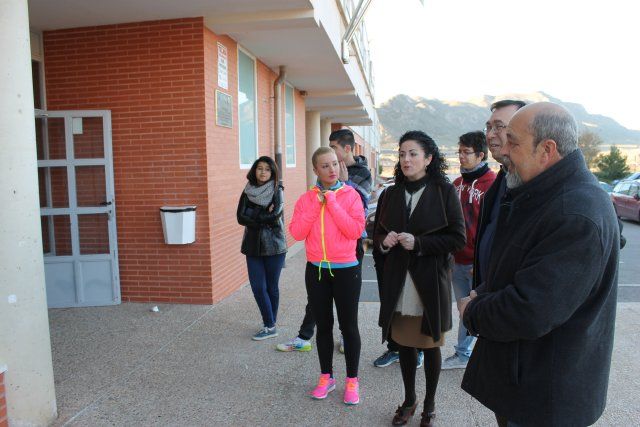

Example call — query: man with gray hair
[459,102,619,426]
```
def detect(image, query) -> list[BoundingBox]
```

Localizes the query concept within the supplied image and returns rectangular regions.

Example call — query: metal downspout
[273,66,286,185]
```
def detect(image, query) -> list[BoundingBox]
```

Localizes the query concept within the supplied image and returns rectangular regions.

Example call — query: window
[238,48,257,167]
[615,182,631,195]
[285,84,295,166]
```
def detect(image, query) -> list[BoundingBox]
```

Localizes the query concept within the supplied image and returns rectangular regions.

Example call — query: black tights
[305,263,361,378]
[398,346,441,413]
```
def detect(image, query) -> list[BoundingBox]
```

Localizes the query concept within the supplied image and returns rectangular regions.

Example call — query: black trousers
[305,262,362,378]
[297,239,364,340]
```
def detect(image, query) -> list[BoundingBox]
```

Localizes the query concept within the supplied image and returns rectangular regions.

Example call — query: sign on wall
[217,42,228,90]
[216,90,233,128]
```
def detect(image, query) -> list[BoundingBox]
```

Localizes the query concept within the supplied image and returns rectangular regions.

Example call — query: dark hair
[459,131,488,159]
[246,156,279,187]
[490,99,526,112]
[329,129,355,150]
[394,130,448,185]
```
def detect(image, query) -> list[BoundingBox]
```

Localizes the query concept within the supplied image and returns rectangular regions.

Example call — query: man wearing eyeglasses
[442,131,496,370]
[459,102,619,426]
[473,100,525,297]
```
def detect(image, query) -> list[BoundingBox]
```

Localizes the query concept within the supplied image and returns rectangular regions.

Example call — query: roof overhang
[28,0,376,126]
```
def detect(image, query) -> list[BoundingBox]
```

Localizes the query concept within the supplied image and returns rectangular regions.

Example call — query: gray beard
[505,170,524,189]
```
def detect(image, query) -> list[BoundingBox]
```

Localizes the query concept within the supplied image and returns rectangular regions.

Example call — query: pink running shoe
[310,373,336,400]
[344,377,360,405]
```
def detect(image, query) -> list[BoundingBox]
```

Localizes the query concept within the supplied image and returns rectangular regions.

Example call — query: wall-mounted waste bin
[160,206,196,244]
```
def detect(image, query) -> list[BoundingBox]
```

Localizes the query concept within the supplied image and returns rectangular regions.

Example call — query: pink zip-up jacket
[289,183,365,265]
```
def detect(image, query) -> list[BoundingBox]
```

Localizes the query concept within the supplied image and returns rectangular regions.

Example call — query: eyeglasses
[457,150,478,156]
[483,124,507,134]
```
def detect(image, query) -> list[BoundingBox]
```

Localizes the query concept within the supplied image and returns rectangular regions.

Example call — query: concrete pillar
[320,118,332,147]
[0,1,57,425]
[305,111,321,188]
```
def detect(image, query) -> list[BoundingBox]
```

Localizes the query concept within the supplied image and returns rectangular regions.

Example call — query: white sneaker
[276,337,312,352]
[441,354,468,370]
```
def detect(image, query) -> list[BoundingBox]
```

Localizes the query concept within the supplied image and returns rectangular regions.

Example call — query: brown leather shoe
[420,411,436,427]
[391,403,417,425]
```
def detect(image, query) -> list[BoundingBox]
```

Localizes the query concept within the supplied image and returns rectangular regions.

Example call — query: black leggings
[398,346,442,413]
[305,262,361,378]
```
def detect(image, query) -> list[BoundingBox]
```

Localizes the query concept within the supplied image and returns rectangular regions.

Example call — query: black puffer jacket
[236,185,287,256]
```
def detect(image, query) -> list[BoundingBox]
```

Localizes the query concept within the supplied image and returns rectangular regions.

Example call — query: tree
[578,130,603,168]
[594,146,630,183]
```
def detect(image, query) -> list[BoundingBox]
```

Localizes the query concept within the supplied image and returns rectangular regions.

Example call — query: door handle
[100,201,112,206]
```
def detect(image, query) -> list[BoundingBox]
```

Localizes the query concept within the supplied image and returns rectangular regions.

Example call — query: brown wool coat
[374,178,466,343]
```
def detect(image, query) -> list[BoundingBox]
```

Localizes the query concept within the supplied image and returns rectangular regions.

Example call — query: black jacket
[236,185,287,257]
[374,178,466,343]
[461,150,619,426]
[472,167,505,289]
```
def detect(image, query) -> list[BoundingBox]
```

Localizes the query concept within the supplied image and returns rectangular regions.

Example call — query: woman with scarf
[237,156,287,341]
[289,147,365,405]
[374,131,465,426]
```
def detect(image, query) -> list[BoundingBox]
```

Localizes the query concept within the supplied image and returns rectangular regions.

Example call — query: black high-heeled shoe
[420,411,436,427]
[391,403,417,425]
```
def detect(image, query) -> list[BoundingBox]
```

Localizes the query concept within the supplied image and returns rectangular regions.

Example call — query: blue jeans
[246,253,286,328]
[452,263,476,359]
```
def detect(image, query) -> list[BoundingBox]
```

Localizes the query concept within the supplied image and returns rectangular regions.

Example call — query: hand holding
[397,232,415,250]
[382,231,399,249]
[338,161,349,182]
[470,290,477,299]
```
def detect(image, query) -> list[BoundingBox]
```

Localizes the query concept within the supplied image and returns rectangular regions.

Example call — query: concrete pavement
[48,230,640,426]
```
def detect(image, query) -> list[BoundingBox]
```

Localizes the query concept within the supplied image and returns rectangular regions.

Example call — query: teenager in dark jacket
[374,131,465,426]
[237,156,287,341]
[460,103,619,427]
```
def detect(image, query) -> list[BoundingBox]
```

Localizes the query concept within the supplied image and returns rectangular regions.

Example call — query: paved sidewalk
[49,244,640,426]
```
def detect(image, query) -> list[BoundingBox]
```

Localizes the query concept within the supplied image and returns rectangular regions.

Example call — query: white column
[0,1,57,425]
[320,118,332,147]
[305,111,321,187]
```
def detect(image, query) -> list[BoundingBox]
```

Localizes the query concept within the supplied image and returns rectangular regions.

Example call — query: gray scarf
[244,182,275,207]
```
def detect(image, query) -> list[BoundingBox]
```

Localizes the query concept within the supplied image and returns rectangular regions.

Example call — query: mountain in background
[377,92,640,150]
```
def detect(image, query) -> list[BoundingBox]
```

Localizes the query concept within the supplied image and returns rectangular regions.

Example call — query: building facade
[0,0,380,424]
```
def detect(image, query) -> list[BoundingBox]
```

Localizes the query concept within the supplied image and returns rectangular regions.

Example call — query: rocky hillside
[377,92,640,150]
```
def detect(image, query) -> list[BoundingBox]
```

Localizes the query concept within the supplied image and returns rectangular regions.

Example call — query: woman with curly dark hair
[373,131,466,426]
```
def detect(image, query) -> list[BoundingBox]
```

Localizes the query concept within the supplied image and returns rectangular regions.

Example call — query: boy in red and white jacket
[443,131,496,370]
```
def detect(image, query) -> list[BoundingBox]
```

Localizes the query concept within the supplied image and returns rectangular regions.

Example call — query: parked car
[599,181,613,193]
[611,179,640,222]
[612,172,640,185]
[365,181,394,240]
[365,202,377,240]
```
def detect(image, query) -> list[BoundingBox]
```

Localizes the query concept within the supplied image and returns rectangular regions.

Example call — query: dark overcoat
[374,178,466,343]
[462,150,619,426]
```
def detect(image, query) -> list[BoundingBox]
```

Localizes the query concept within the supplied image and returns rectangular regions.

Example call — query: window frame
[284,83,296,167]
[237,46,259,169]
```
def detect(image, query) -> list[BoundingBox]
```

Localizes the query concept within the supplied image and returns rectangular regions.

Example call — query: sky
[365,0,640,130]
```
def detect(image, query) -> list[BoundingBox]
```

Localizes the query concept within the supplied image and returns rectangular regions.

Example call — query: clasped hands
[382,231,415,251]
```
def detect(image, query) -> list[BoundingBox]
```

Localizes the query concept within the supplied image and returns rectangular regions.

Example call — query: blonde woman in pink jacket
[289,146,365,405]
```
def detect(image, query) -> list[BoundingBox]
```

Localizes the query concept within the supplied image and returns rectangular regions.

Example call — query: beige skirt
[391,313,445,349]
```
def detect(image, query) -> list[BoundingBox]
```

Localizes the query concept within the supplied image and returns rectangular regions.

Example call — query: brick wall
[203,29,306,302]
[44,18,214,304]
[44,18,308,304]
[0,371,7,427]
